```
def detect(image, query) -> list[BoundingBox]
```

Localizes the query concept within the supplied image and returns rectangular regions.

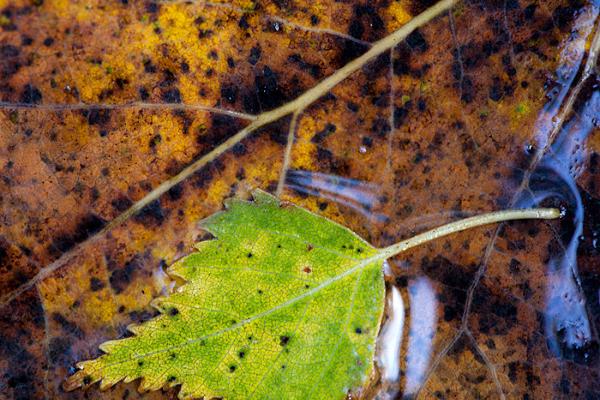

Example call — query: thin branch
[276,111,301,197]
[385,47,395,175]
[465,330,506,400]
[0,102,257,120]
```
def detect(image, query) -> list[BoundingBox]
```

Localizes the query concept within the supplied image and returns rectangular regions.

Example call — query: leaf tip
[63,368,97,392]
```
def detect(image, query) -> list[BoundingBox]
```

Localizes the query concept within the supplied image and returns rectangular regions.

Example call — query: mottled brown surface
[0,0,599,399]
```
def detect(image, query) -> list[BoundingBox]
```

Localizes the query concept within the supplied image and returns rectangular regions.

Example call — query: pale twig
[275,111,301,197]
[0,102,257,120]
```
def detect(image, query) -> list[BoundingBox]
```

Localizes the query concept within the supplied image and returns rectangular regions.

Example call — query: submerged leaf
[65,189,386,399]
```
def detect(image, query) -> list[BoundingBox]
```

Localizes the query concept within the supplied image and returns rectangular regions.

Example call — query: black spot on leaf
[279,335,290,346]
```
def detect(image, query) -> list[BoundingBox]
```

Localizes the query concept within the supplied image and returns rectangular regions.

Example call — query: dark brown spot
[48,336,72,364]
[20,84,42,104]
[248,46,261,65]
[89,277,105,291]
[162,88,181,103]
[134,200,166,226]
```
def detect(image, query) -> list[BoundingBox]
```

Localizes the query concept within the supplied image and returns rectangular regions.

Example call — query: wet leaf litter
[0,0,598,399]
[65,190,558,399]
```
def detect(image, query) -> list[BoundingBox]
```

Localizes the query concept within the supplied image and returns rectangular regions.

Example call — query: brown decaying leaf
[0,0,599,399]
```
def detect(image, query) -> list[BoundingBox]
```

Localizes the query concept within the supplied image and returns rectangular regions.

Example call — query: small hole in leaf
[170,352,177,359]
[281,364,286,369]
[355,327,363,334]
[279,335,290,346]
[305,284,310,289]
[168,307,179,316]
[83,375,92,385]
[229,365,236,372]
[238,351,245,358]
[168,376,176,382]
[137,361,144,367]
[257,289,263,294]
[247,252,253,258]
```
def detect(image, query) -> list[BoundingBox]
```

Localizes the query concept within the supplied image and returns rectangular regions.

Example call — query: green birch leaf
[64,189,386,399]
[64,189,558,399]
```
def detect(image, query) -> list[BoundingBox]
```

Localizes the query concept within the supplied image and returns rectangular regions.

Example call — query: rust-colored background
[0,0,599,399]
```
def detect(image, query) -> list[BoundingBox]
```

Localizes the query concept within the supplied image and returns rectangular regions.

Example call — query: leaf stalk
[379,208,560,259]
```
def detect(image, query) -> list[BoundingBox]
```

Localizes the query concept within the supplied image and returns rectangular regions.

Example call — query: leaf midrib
[100,248,386,367]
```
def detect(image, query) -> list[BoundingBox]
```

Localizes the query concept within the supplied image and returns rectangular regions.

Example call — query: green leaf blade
[65,190,385,399]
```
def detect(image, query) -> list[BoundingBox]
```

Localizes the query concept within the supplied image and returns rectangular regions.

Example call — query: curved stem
[379,208,560,259]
